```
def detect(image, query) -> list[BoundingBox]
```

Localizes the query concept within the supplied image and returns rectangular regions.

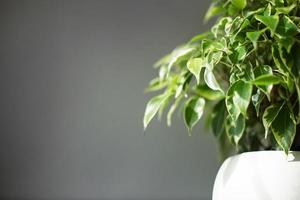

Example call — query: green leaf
[262,103,283,138]
[233,80,252,116]
[225,114,245,145]
[175,84,184,98]
[296,81,300,123]
[277,16,299,36]
[226,80,253,118]
[246,30,263,49]
[184,97,205,134]
[271,105,296,154]
[157,94,172,121]
[276,36,295,53]
[167,95,183,127]
[225,82,239,120]
[276,16,299,52]
[231,0,247,10]
[236,45,247,61]
[264,3,272,16]
[245,7,265,18]
[167,46,195,74]
[255,15,279,36]
[145,78,168,92]
[273,0,284,7]
[272,45,290,75]
[231,18,250,42]
[204,2,224,22]
[143,93,171,129]
[194,84,224,100]
[211,100,227,138]
[251,89,265,117]
[252,74,282,85]
[211,17,232,38]
[204,68,224,93]
[154,54,171,68]
[239,18,250,31]
[244,64,255,81]
[229,44,247,63]
[228,4,239,16]
[175,73,192,98]
[189,32,213,43]
[187,58,204,84]
[159,65,168,81]
[275,4,296,15]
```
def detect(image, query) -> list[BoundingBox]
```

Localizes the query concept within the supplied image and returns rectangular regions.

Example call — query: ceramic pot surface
[213,151,300,200]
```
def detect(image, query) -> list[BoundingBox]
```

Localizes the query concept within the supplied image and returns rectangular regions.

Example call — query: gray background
[0,0,219,200]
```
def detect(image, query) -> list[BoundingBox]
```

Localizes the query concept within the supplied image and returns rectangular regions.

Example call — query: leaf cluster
[144,0,300,156]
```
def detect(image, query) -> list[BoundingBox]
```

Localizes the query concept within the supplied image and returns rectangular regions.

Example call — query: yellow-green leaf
[253,74,282,85]
[204,2,224,22]
[187,58,204,84]
[255,15,279,36]
[231,0,247,10]
[246,30,264,49]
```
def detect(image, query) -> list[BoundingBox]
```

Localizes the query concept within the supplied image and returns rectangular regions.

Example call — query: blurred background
[0,0,219,200]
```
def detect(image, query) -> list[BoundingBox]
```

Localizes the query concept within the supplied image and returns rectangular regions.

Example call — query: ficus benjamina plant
[143,0,300,157]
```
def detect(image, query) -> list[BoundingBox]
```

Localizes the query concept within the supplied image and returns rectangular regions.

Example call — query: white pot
[212,151,300,200]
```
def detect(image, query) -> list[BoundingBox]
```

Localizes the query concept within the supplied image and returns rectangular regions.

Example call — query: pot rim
[227,150,300,162]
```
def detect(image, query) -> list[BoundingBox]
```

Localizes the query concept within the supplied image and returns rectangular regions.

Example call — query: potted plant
[143,0,300,199]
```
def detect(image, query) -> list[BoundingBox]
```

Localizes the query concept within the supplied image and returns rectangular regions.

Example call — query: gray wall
[0,0,219,200]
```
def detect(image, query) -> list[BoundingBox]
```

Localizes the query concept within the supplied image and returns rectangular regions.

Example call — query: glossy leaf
[184,97,205,134]
[144,0,300,156]
[187,58,204,84]
[271,105,296,154]
[167,46,195,74]
[226,80,253,118]
[167,95,183,127]
[253,65,273,99]
[252,89,264,117]
[194,84,224,100]
[143,93,171,129]
[157,95,171,121]
[262,104,283,138]
[272,45,290,75]
[236,45,247,61]
[225,114,245,145]
[252,74,281,85]
[204,68,223,93]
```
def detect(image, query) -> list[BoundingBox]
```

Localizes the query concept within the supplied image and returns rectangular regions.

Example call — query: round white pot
[212,151,300,200]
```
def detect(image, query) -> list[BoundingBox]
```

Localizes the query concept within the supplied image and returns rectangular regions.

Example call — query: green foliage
[144,0,300,157]
[184,97,206,134]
